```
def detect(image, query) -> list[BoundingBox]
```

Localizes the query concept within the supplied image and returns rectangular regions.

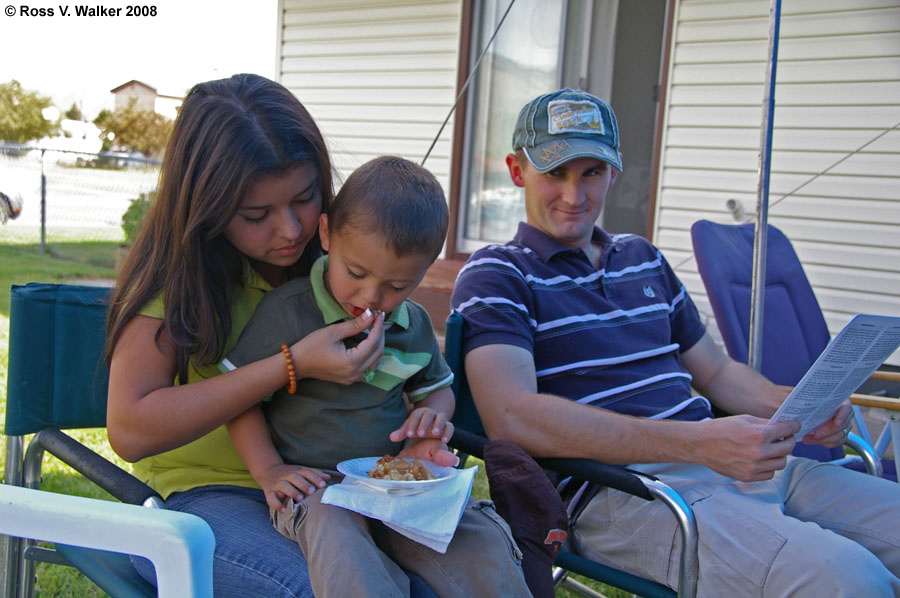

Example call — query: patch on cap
[547,100,605,136]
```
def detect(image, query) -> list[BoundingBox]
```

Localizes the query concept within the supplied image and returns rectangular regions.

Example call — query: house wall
[113,85,156,112]
[276,0,462,193]
[654,0,900,365]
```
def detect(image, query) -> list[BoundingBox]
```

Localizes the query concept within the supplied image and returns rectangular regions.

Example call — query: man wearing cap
[451,89,900,596]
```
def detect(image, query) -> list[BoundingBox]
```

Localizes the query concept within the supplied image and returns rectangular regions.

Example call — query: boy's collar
[310,255,409,328]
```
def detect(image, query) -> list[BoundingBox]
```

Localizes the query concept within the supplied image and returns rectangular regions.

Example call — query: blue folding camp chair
[2,282,214,598]
[690,220,895,479]
[445,311,698,598]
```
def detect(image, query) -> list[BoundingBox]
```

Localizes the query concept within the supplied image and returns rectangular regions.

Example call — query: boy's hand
[389,407,454,444]
[257,464,330,512]
[391,407,458,467]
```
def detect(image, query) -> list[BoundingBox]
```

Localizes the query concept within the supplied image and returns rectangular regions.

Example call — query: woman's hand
[257,463,331,512]
[291,311,385,384]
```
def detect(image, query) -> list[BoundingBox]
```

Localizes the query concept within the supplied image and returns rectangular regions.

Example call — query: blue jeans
[132,485,437,597]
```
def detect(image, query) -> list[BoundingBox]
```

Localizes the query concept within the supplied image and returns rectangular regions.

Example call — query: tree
[64,102,83,121]
[93,100,173,158]
[0,80,61,143]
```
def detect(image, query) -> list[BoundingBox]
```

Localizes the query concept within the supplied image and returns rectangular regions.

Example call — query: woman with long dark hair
[106,74,399,596]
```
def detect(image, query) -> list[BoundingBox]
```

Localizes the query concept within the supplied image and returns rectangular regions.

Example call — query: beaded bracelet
[280,344,297,394]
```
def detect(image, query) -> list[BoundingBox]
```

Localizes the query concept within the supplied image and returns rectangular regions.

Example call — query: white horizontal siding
[675,32,900,63]
[277,0,461,189]
[667,127,900,152]
[668,105,900,128]
[655,0,900,365]
[669,81,900,105]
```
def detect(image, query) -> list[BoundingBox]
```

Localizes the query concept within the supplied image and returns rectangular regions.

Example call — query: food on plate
[368,455,436,481]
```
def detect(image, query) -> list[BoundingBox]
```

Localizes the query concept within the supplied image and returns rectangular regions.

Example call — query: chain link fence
[0,144,160,248]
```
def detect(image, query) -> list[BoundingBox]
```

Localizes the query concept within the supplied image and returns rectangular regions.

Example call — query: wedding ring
[364,368,375,383]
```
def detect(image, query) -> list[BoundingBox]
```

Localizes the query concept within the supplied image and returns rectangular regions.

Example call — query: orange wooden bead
[281,344,297,394]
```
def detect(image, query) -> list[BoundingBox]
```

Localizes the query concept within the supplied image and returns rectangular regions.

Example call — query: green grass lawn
[0,234,621,598]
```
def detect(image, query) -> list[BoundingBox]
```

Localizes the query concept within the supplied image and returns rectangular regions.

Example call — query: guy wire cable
[421,0,516,167]
[669,119,900,273]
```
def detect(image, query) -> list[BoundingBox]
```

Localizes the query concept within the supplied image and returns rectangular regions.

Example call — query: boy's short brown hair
[329,156,449,261]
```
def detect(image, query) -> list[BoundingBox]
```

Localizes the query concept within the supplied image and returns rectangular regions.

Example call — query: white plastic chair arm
[0,484,214,597]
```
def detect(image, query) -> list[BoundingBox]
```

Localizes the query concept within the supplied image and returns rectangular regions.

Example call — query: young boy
[222,156,531,598]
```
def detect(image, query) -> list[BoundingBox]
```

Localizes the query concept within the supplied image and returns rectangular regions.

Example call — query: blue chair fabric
[690,220,897,479]
[689,221,830,387]
[2,283,200,597]
[54,545,155,598]
[6,283,110,435]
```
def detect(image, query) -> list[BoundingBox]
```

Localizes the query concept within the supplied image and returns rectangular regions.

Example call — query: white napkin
[321,465,477,554]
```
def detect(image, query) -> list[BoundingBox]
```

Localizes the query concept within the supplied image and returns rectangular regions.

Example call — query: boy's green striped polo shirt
[221,256,453,470]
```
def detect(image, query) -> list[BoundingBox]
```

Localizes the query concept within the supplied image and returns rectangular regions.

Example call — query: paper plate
[337,457,458,495]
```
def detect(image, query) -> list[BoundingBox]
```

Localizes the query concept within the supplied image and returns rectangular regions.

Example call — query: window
[451,0,666,253]
[457,0,565,252]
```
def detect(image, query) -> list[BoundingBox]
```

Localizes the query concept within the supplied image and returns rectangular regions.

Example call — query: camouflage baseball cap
[512,88,622,173]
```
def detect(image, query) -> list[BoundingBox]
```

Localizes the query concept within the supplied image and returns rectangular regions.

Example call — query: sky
[0,0,278,120]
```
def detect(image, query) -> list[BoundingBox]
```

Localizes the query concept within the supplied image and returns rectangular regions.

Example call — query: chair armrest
[449,427,697,597]
[533,457,654,501]
[850,394,900,412]
[773,377,900,411]
[844,432,884,478]
[448,426,488,460]
[871,371,900,384]
[33,428,161,506]
[450,428,654,500]
[0,484,214,597]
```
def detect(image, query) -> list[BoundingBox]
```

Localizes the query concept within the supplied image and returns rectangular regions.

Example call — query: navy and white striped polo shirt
[451,222,713,422]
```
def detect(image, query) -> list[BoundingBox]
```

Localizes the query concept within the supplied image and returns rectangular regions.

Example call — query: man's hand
[803,400,854,448]
[695,415,800,482]
[256,464,330,512]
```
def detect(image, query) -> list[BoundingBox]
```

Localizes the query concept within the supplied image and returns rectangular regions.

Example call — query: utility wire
[767,119,900,210]
[421,0,516,167]
[671,119,900,272]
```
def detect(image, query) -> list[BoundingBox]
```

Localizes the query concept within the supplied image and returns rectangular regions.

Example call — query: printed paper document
[769,314,900,438]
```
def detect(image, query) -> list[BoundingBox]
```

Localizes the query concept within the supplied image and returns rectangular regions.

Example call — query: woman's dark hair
[106,74,333,382]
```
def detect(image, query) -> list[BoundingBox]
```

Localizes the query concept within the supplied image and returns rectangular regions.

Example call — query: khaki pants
[573,458,900,597]
[272,489,532,598]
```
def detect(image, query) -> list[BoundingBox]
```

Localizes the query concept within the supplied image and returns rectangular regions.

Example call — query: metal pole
[39,149,46,255]
[748,0,782,371]
[1,436,24,598]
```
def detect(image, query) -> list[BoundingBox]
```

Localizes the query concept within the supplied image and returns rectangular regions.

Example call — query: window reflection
[461,0,563,249]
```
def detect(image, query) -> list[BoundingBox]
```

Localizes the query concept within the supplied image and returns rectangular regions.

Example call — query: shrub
[121,191,155,244]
